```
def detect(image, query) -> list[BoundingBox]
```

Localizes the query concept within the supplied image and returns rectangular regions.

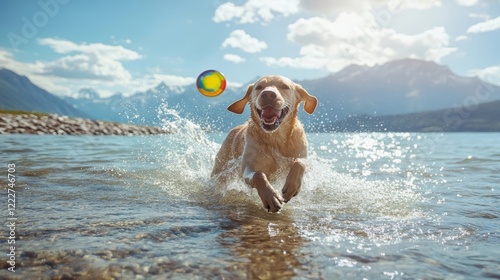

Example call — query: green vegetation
[0,109,49,117]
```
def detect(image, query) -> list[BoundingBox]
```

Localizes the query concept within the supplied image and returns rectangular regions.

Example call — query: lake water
[1,114,499,279]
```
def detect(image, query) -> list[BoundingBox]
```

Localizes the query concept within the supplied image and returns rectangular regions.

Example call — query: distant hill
[0,68,90,118]
[299,59,500,122]
[2,59,500,132]
[331,100,500,132]
[61,59,500,132]
[62,82,248,129]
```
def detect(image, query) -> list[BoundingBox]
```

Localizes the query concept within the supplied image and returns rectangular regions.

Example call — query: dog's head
[227,75,317,132]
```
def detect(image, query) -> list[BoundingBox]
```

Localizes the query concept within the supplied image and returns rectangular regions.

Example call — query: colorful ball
[196,70,226,97]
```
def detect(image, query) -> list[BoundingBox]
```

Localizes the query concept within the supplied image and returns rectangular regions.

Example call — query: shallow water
[0,117,499,279]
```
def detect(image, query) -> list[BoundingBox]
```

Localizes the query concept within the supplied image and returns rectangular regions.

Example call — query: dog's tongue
[261,107,281,122]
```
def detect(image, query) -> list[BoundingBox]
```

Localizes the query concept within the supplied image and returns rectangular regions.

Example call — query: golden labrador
[211,75,318,212]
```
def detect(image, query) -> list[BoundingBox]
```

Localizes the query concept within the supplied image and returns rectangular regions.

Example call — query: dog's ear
[296,84,318,114]
[228,84,253,114]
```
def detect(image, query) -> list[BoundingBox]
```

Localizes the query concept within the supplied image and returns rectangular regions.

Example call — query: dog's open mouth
[256,106,289,132]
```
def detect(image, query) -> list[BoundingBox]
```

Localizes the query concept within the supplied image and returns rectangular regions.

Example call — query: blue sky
[0,0,499,98]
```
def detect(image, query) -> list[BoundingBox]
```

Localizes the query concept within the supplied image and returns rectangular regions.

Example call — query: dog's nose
[261,90,277,103]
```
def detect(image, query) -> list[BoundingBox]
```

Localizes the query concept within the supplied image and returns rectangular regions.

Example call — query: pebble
[0,113,170,136]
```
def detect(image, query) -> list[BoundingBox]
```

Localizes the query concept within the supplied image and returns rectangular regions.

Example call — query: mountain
[62,82,249,130]
[331,99,500,132]
[61,59,500,132]
[298,59,500,124]
[2,59,500,131]
[64,89,130,123]
[0,68,90,118]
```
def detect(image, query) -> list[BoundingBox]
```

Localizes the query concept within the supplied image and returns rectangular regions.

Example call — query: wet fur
[211,75,317,212]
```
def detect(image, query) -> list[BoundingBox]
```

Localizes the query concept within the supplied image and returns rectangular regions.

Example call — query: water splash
[145,104,424,221]
[297,155,422,218]
[153,103,221,198]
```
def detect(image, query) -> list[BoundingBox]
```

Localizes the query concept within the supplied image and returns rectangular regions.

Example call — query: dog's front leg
[282,159,305,202]
[243,167,283,212]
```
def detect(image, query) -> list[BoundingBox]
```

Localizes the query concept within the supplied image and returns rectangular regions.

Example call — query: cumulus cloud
[286,14,374,44]
[38,38,141,60]
[469,13,490,20]
[42,53,133,81]
[213,0,299,24]
[299,0,441,14]
[467,16,500,33]
[38,38,142,81]
[470,66,500,86]
[0,48,43,74]
[455,0,478,6]
[224,53,246,63]
[0,48,71,95]
[222,29,267,53]
[261,13,455,72]
[0,42,195,98]
[136,72,196,94]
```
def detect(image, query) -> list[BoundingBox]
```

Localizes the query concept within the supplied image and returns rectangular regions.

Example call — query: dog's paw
[282,181,301,203]
[282,159,305,202]
[257,185,284,213]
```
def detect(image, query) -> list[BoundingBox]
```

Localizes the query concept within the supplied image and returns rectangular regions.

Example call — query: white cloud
[400,0,442,9]
[42,53,133,81]
[0,49,43,74]
[455,35,468,41]
[213,0,299,24]
[469,13,490,20]
[287,14,375,44]
[0,48,69,95]
[261,14,455,72]
[0,44,195,98]
[470,66,500,86]
[467,16,500,33]
[299,0,441,14]
[38,38,141,60]
[455,0,478,6]
[212,2,244,23]
[222,29,267,53]
[223,53,246,63]
[37,38,142,82]
[136,72,196,94]
[299,0,368,13]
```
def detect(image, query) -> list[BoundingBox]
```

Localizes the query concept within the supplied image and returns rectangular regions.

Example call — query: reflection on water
[1,128,499,279]
[217,202,304,279]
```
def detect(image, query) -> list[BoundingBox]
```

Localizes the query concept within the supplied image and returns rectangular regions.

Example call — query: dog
[211,75,318,213]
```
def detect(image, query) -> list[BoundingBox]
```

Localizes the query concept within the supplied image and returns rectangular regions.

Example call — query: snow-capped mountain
[62,58,500,131]
[298,58,499,125]
[2,58,499,132]
[62,81,247,130]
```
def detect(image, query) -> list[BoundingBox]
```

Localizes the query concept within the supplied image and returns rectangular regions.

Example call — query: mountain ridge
[330,99,500,132]
[0,68,90,118]
[299,59,497,119]
[1,59,500,132]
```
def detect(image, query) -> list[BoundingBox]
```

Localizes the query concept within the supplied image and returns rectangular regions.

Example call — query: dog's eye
[281,84,291,90]
[255,85,263,90]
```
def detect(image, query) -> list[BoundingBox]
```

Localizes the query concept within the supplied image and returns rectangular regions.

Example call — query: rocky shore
[0,112,170,136]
